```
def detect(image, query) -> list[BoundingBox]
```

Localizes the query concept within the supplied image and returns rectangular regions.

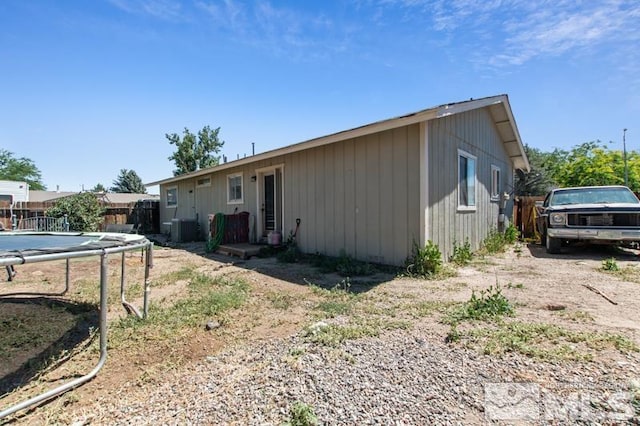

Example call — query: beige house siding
[427,108,513,260]
[159,126,421,265]
[284,126,421,265]
[155,97,525,266]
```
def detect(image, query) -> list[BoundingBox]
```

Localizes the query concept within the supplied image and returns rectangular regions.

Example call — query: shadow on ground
[151,236,402,294]
[527,242,640,261]
[0,297,98,396]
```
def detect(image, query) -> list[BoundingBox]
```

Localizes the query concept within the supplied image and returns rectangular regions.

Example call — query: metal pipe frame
[0,239,153,420]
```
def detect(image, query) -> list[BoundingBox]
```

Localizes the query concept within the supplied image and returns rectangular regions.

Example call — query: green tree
[514,144,559,196]
[166,126,225,176]
[46,192,105,232]
[91,183,107,193]
[552,141,640,192]
[0,149,46,190]
[110,169,147,193]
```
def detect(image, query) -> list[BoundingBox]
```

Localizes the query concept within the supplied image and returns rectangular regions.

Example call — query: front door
[263,173,276,234]
[256,165,283,241]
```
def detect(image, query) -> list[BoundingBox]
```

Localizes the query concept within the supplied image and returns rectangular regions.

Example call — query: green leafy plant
[450,240,473,266]
[504,223,519,244]
[309,251,376,276]
[285,401,318,426]
[446,285,514,324]
[601,257,619,271]
[405,240,442,277]
[46,192,105,232]
[277,240,301,263]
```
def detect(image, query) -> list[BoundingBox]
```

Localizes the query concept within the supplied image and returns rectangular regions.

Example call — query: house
[148,94,529,265]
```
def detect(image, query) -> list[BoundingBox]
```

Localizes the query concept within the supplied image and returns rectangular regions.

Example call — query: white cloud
[108,0,186,21]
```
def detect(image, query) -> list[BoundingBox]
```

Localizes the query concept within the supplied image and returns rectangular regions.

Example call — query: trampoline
[0,232,153,419]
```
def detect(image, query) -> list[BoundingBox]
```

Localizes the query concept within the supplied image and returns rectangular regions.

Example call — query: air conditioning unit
[171,218,198,242]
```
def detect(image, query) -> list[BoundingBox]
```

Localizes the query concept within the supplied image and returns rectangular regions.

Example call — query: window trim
[457,149,477,211]
[227,172,244,204]
[491,165,501,201]
[165,186,178,208]
[196,176,211,188]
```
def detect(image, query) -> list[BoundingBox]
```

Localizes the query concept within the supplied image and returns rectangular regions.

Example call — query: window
[166,187,177,207]
[458,150,476,210]
[196,177,211,187]
[227,173,243,204]
[491,165,501,201]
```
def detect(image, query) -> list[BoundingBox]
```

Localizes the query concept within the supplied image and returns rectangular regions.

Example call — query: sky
[1,0,638,194]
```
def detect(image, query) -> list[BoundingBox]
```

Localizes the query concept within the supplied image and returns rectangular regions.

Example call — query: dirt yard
[1,240,639,424]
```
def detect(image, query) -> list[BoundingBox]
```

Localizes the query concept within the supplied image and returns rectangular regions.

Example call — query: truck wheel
[546,233,561,254]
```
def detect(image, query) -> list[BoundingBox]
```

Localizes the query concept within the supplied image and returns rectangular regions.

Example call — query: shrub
[504,223,519,244]
[286,402,318,426]
[46,192,105,232]
[450,240,473,265]
[446,285,514,324]
[405,240,442,277]
[602,257,619,271]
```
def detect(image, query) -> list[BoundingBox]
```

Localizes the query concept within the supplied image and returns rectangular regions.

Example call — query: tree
[110,169,147,193]
[552,141,640,192]
[91,183,107,193]
[46,192,105,232]
[166,126,225,176]
[514,144,559,196]
[0,149,46,190]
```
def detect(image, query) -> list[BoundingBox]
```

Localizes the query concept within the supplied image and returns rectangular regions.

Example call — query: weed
[450,240,473,266]
[315,300,352,317]
[557,310,594,323]
[407,300,459,318]
[478,225,519,255]
[111,273,249,344]
[445,285,514,324]
[285,401,318,426]
[310,251,376,276]
[504,223,519,244]
[506,282,525,290]
[267,292,295,310]
[607,265,640,284]
[480,229,508,254]
[601,257,619,272]
[463,322,639,361]
[277,243,302,263]
[404,240,442,278]
[288,347,306,357]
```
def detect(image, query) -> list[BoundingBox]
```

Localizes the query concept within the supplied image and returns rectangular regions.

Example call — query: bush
[602,257,619,271]
[446,285,514,324]
[405,240,442,277]
[450,240,473,266]
[286,402,319,426]
[504,223,519,244]
[46,192,105,232]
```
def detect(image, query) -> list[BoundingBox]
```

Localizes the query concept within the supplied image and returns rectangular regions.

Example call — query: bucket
[267,231,282,246]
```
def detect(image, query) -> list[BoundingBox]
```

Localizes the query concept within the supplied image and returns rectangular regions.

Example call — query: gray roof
[28,191,158,204]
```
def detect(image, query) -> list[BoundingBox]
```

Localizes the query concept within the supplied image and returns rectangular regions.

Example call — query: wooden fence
[513,196,545,240]
[0,200,159,233]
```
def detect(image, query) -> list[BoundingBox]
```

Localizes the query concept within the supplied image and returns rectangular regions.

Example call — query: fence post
[63,214,69,232]
[11,214,17,230]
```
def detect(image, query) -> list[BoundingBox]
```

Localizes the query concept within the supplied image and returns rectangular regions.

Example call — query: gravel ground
[88,328,640,425]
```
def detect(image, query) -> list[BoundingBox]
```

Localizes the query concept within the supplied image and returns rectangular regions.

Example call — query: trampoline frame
[0,233,153,420]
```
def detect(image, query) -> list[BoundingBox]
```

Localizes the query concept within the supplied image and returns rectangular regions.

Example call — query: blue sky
[1,0,638,193]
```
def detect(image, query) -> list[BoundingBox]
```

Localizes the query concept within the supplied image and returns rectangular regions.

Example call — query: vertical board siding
[157,107,512,266]
[427,108,513,260]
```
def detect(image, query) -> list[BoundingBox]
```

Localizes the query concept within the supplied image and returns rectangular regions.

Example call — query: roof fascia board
[499,96,530,171]
[436,95,506,118]
[147,109,439,187]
